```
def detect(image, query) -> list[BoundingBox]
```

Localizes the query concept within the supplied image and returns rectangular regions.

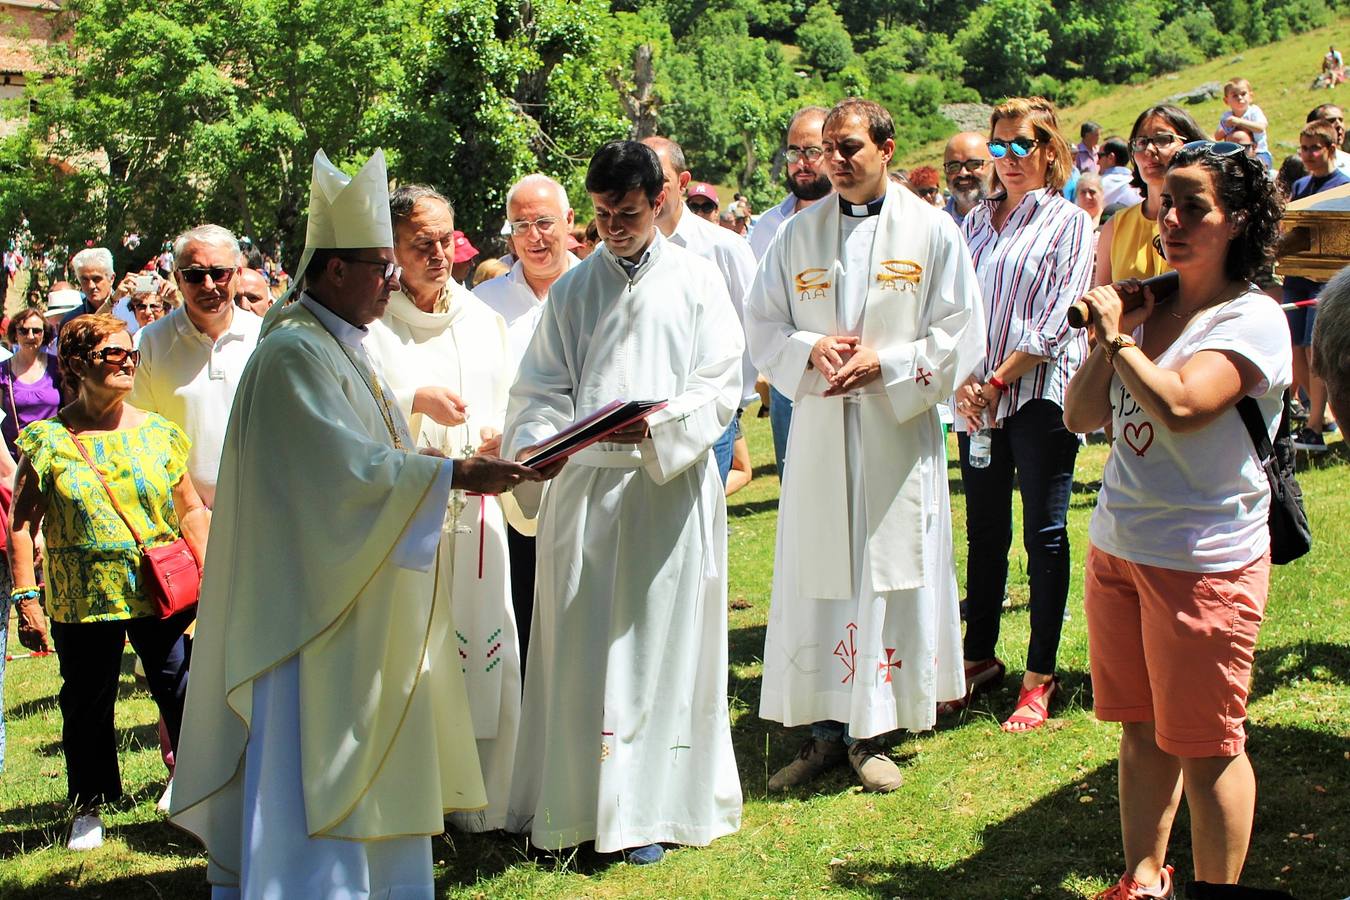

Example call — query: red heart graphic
[1122,421,1154,457]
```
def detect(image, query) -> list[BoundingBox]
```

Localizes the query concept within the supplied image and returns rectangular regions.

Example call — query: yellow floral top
[16,415,190,624]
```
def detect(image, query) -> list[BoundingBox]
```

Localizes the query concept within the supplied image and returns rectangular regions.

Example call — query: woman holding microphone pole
[1064,141,1289,897]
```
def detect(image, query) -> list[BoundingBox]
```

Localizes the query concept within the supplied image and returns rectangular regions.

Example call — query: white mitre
[280,148,394,303]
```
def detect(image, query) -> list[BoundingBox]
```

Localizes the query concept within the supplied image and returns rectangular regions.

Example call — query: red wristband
[988,374,1008,392]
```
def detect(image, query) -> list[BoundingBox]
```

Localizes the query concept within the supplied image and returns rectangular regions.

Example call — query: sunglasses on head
[986,137,1039,159]
[943,159,988,175]
[178,266,235,284]
[87,346,140,367]
[1180,140,1246,159]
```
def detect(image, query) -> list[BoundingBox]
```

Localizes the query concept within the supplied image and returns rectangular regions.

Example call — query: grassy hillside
[899,18,1350,169]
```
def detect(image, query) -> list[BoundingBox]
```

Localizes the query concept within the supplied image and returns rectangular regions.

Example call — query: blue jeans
[769,387,793,477]
[958,399,1079,675]
[712,410,744,484]
[812,720,855,746]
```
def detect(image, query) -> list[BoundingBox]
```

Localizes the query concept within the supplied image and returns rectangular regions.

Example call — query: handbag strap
[1235,391,1284,465]
[59,417,148,550]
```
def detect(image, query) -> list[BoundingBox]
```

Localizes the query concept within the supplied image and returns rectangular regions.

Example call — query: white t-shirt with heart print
[1089,288,1293,573]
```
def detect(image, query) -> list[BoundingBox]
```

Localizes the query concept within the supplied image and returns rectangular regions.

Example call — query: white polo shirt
[474,253,578,375]
[128,304,262,506]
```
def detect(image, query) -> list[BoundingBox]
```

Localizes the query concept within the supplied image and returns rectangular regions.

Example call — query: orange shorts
[1084,544,1269,758]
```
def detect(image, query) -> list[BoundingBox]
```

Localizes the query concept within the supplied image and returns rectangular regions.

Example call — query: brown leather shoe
[768,737,847,791]
[847,738,903,792]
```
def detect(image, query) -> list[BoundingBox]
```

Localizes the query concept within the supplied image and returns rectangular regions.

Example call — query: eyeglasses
[87,346,140,367]
[1179,140,1246,159]
[178,266,236,284]
[687,200,717,214]
[986,138,1040,159]
[129,302,165,312]
[1130,132,1182,153]
[916,187,940,198]
[16,326,44,336]
[341,258,402,283]
[785,147,825,164]
[509,216,560,237]
[943,159,988,175]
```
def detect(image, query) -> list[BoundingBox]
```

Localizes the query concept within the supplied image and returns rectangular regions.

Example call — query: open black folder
[520,399,668,469]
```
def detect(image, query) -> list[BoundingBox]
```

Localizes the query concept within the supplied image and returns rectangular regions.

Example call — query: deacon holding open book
[503,140,745,864]
[746,98,986,793]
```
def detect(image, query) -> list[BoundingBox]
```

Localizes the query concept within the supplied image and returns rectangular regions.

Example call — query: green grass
[3,410,1348,898]
[899,18,1350,170]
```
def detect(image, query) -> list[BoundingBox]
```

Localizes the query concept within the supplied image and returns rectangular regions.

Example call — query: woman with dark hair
[7,314,209,851]
[952,96,1096,732]
[1,308,64,459]
[1065,143,1289,898]
[1094,105,1207,287]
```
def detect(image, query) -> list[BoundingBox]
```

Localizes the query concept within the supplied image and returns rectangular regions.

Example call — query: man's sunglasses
[943,159,988,175]
[986,138,1040,159]
[687,200,717,213]
[178,266,235,284]
[87,347,140,366]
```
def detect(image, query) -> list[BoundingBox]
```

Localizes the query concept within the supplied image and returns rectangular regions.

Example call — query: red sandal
[1001,676,1059,733]
[936,658,1006,716]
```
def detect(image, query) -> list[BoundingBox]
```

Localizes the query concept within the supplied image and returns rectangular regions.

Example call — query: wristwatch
[1105,334,1137,364]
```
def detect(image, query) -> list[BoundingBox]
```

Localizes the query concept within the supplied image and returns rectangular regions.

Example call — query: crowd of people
[1,81,1346,900]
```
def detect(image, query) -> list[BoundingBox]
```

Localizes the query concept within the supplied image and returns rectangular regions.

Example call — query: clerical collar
[839,194,886,217]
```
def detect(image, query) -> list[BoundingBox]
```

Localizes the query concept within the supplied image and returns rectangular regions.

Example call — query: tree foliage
[957,0,1053,100]
[796,0,855,76]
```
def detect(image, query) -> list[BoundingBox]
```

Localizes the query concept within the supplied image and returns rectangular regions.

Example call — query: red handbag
[62,421,201,618]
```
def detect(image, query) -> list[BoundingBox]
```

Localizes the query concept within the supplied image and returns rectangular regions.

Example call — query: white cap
[281,149,393,303]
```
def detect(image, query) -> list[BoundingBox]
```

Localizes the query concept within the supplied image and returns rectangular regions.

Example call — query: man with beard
[941,132,993,227]
[750,106,833,475]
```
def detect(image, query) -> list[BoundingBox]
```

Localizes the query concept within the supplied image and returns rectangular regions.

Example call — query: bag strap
[1235,391,1284,465]
[59,417,148,549]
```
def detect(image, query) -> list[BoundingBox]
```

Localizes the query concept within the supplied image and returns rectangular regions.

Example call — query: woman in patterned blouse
[8,314,210,851]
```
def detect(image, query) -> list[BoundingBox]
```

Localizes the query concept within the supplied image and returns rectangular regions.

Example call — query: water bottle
[968,427,992,469]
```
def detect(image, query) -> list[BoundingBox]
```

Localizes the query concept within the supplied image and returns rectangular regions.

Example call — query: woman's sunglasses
[987,138,1040,159]
[87,347,141,367]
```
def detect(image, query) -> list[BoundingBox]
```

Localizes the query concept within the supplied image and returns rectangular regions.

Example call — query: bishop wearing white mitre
[171,150,542,898]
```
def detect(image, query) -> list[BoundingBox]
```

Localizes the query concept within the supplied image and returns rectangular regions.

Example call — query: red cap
[452,231,479,263]
[687,183,720,205]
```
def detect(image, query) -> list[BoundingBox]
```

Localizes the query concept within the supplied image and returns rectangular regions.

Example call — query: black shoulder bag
[1236,391,1312,565]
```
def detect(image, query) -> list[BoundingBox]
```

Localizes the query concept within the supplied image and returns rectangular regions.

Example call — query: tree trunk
[608,43,659,139]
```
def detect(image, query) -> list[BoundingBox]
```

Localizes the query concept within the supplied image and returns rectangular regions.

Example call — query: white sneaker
[68,813,104,851]
[156,778,173,814]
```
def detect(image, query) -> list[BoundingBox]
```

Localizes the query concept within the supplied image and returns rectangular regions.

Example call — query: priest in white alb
[503,140,744,865]
[746,98,985,794]
[364,183,523,833]
[169,149,546,898]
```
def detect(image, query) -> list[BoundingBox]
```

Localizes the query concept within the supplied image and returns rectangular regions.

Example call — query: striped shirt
[962,188,1094,425]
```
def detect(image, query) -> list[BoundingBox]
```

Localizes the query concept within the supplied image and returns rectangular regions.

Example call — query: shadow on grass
[1249,641,1349,702]
[3,691,60,722]
[728,497,780,519]
[0,819,208,899]
[828,721,1343,900]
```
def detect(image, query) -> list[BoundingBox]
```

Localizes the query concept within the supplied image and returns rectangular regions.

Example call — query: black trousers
[506,526,536,680]
[959,399,1079,675]
[50,609,193,810]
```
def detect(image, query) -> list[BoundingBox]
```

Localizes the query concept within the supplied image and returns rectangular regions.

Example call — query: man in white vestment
[130,224,262,509]
[364,183,522,833]
[170,150,547,899]
[641,136,758,485]
[746,98,985,793]
[503,140,744,865]
[474,173,581,663]
[749,106,833,477]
